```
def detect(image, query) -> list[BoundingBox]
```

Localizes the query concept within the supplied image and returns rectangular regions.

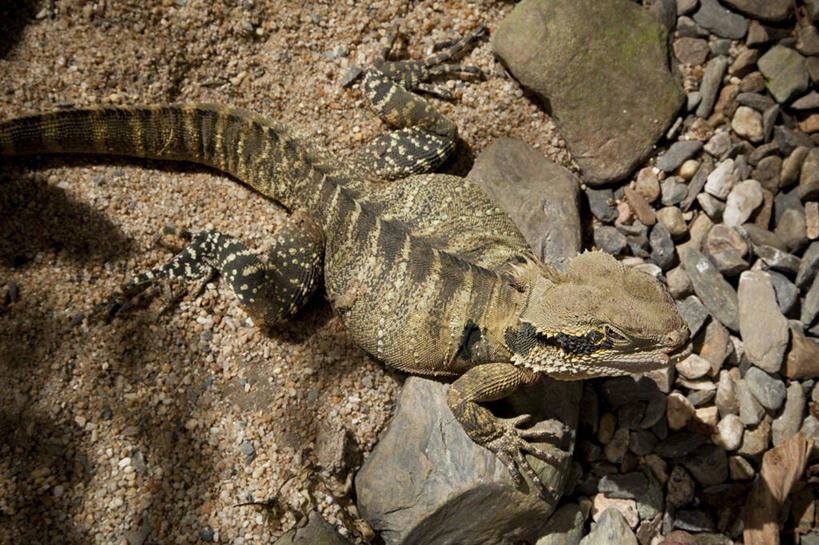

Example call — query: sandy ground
[0,1,566,543]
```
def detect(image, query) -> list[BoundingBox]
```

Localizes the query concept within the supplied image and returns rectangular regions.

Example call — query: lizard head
[504,251,688,379]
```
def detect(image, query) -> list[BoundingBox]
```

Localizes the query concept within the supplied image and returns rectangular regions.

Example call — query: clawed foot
[486,414,568,499]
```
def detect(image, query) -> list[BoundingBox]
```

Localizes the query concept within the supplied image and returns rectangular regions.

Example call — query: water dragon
[0,27,688,496]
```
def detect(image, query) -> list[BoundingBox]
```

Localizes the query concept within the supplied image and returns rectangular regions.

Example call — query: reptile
[0,27,688,496]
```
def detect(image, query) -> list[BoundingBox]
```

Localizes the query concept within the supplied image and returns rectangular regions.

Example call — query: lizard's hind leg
[353,26,486,180]
[102,211,324,326]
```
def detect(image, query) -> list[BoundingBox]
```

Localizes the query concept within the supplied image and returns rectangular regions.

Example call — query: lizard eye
[605,326,626,343]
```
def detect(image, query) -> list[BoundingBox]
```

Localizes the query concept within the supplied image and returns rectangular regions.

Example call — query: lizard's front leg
[446,362,563,497]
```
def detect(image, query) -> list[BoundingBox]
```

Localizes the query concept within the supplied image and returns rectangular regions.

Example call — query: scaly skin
[0,27,688,496]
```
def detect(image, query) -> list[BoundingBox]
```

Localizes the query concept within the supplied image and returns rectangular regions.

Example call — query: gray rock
[667,265,693,298]
[802,275,819,327]
[723,179,763,227]
[469,138,582,262]
[738,417,771,458]
[674,510,716,533]
[703,131,732,158]
[598,472,648,500]
[796,241,819,290]
[737,91,776,112]
[704,158,737,200]
[673,37,711,66]
[579,508,638,545]
[650,0,678,31]
[702,320,732,373]
[492,0,684,184]
[693,0,749,39]
[274,511,353,545]
[586,187,618,223]
[667,465,696,508]
[799,148,819,201]
[755,244,802,275]
[782,146,811,188]
[683,444,729,486]
[729,48,760,78]
[686,91,703,112]
[740,223,785,250]
[797,24,819,56]
[535,503,584,545]
[769,271,799,315]
[758,46,809,104]
[697,193,726,221]
[650,222,676,270]
[775,208,807,253]
[654,431,707,458]
[676,295,710,338]
[594,226,628,256]
[661,177,689,206]
[711,38,732,57]
[681,247,740,332]
[677,15,710,38]
[737,376,765,425]
[772,382,806,446]
[738,271,790,373]
[682,155,714,211]
[719,0,791,21]
[707,247,748,276]
[657,141,704,172]
[775,187,806,225]
[792,91,819,110]
[355,377,578,545]
[763,104,781,141]
[744,366,787,410]
[752,155,782,192]
[774,126,815,156]
[697,56,729,118]
[746,22,770,47]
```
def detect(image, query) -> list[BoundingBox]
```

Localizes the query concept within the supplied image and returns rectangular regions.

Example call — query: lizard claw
[487,415,564,499]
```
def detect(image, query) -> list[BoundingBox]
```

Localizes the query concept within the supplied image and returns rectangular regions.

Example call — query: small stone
[650,223,676,270]
[740,71,766,93]
[604,427,630,464]
[752,155,782,192]
[678,16,709,38]
[667,392,695,430]
[774,126,815,156]
[792,91,819,110]
[635,168,661,202]
[799,148,819,201]
[738,417,771,458]
[758,45,810,104]
[775,208,807,253]
[704,158,736,200]
[715,370,739,417]
[674,37,710,66]
[720,0,792,22]
[655,431,706,458]
[736,91,776,113]
[703,131,732,157]
[738,271,789,373]
[731,106,764,142]
[675,295,710,337]
[598,472,648,500]
[683,444,728,486]
[676,354,712,380]
[598,412,617,444]
[655,207,687,238]
[729,48,759,77]
[784,327,819,379]
[594,225,628,256]
[713,414,743,450]
[198,526,215,542]
[587,504,640,539]
[797,241,819,289]
[662,177,689,206]
[701,320,732,373]
[728,455,755,480]
[586,187,618,223]
[667,266,693,299]
[755,245,801,275]
[737,376,765,426]
[724,179,763,226]
[678,160,700,181]
[744,366,787,410]
[624,186,656,226]
[746,21,769,47]
[797,24,819,56]
[769,271,799,315]
[772,382,806,445]
[697,193,725,221]
[681,247,740,332]
[667,465,696,508]
[807,202,819,239]
[781,146,811,188]
[693,0,749,40]
[697,56,730,118]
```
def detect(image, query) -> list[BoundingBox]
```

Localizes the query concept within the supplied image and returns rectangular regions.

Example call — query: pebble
[807,202,819,239]
[692,0,748,40]
[703,131,732,157]
[635,168,661,203]
[799,148,819,201]
[728,455,755,481]
[737,376,765,426]
[624,186,657,226]
[666,465,695,508]
[604,427,630,464]
[771,382,806,445]
[657,141,704,172]
[801,275,819,328]
[784,327,819,379]
[675,294,710,337]
[586,187,618,223]
[666,265,693,298]
[737,271,789,373]
[753,155,782,192]
[731,106,764,143]
[697,193,726,221]
[715,370,739,417]
[683,444,728,486]
[755,244,801,275]
[738,417,771,458]
[704,158,736,199]
[667,392,695,430]
[650,222,676,270]
[674,509,716,533]
[676,354,712,380]
[673,37,710,66]
[737,91,776,113]
[723,179,763,227]
[681,247,740,332]
[713,414,743,450]
[662,177,689,206]
[769,271,799,315]
[746,21,769,46]
[797,241,819,289]
[758,45,810,104]
[655,207,687,238]
[594,225,628,255]
[655,431,706,458]
[744,366,787,410]
[586,505,639,542]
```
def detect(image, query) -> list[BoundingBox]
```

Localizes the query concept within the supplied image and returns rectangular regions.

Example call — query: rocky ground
[0,0,818,544]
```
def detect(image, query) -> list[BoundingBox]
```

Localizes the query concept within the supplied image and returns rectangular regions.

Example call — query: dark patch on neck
[505,324,614,357]
[456,319,482,361]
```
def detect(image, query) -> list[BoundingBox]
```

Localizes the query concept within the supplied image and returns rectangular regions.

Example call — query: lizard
[0,26,688,496]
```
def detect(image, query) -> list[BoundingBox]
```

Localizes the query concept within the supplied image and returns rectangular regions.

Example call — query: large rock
[468,138,582,264]
[758,46,809,104]
[720,0,791,22]
[355,377,580,545]
[492,0,683,185]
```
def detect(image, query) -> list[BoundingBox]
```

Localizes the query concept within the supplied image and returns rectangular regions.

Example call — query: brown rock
[624,185,657,225]
[751,188,774,230]
[783,328,819,379]
[674,37,710,65]
[799,112,819,134]
[807,201,819,240]
[715,84,740,117]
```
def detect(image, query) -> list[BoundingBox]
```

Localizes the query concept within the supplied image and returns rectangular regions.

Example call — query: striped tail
[0,103,347,210]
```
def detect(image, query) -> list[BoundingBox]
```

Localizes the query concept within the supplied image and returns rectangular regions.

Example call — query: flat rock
[714,414,743,451]
[583,507,639,544]
[662,177,689,206]
[782,146,811,187]
[758,46,810,104]
[624,186,657,226]
[650,222,676,270]
[697,56,729,119]
[658,141,704,173]
[534,503,584,545]
[738,271,789,373]
[783,328,819,379]
[715,370,739,417]
[493,0,684,184]
[693,0,749,39]
[737,376,765,425]
[676,294,710,337]
[744,366,786,411]
[720,0,791,21]
[771,382,806,445]
[738,417,771,458]
[683,444,729,486]
[355,377,579,545]
[586,187,618,223]
[681,247,740,331]
[594,225,628,256]
[704,158,737,200]
[802,275,819,327]
[797,242,819,289]
[731,106,764,143]
[799,148,819,201]
[755,244,802,275]
[673,37,710,66]
[723,179,763,227]
[469,137,582,263]
[769,271,799,315]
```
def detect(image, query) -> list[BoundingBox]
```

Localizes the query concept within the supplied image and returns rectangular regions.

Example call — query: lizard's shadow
[0,0,36,58]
